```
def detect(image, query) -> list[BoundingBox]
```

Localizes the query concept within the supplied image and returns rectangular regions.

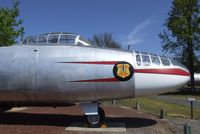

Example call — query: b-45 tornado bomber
[0,32,190,127]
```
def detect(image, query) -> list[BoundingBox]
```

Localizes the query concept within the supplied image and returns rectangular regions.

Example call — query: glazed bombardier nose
[134,51,190,97]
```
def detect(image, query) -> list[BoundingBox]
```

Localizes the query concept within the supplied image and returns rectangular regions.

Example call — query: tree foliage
[159,0,200,90]
[0,0,24,46]
[89,32,121,48]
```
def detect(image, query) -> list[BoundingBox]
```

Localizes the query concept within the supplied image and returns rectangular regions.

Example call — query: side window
[23,38,28,44]
[136,54,141,66]
[151,55,160,65]
[67,35,76,44]
[28,38,36,44]
[161,57,170,66]
[48,34,59,43]
[142,54,150,66]
[38,36,47,43]
[59,35,76,45]
[59,35,68,44]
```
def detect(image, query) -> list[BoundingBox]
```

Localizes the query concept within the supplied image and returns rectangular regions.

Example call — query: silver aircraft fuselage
[0,45,135,105]
[0,32,190,107]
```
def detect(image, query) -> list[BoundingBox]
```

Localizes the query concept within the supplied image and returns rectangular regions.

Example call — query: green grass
[166,95,200,100]
[115,97,200,120]
[162,90,200,100]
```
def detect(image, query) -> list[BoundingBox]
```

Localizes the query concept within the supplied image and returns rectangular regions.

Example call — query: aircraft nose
[171,59,190,82]
[169,60,191,89]
[179,68,191,90]
[134,56,191,96]
[182,67,191,83]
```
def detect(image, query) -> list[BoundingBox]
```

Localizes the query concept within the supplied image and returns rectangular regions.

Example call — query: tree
[0,0,24,46]
[89,32,121,48]
[159,0,200,91]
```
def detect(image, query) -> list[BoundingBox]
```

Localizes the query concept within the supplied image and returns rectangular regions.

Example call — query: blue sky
[0,0,172,54]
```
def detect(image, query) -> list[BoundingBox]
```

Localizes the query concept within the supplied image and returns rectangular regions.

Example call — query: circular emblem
[113,61,134,81]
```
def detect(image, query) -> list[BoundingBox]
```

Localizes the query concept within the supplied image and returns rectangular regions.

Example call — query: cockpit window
[150,55,160,65]
[28,38,36,43]
[160,57,170,66]
[38,36,47,43]
[59,35,68,43]
[22,32,94,47]
[48,34,59,43]
[67,35,76,44]
[59,34,76,45]
[142,54,150,66]
[23,38,28,44]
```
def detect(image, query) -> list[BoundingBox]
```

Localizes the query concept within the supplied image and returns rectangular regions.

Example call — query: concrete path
[167,117,200,134]
[152,95,200,134]
[152,95,200,108]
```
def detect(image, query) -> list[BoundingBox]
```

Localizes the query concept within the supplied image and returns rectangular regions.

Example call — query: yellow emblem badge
[116,64,130,78]
[113,61,134,81]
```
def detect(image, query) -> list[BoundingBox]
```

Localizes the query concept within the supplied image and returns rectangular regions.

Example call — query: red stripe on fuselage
[69,78,118,82]
[134,68,190,76]
[60,61,119,82]
[59,61,118,65]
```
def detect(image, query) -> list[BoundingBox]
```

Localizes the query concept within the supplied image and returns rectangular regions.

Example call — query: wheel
[86,114,100,127]
[85,107,105,127]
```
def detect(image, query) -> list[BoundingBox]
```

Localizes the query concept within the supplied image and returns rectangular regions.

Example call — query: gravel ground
[0,105,182,134]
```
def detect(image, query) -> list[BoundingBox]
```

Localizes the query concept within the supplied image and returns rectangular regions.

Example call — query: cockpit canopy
[22,32,92,46]
[135,51,187,69]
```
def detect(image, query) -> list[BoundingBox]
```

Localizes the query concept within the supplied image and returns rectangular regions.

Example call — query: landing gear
[86,114,100,127]
[86,107,105,127]
[80,102,105,127]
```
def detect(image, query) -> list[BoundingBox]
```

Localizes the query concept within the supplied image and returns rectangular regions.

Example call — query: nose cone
[164,63,192,94]
[175,67,190,87]
[134,64,190,97]
[133,51,192,97]
[177,63,191,84]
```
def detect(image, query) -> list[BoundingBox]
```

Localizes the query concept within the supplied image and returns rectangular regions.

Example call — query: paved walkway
[152,95,200,108]
[167,117,200,134]
[152,95,200,134]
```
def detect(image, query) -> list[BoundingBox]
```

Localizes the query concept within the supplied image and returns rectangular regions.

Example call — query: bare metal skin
[0,45,134,105]
[0,32,190,126]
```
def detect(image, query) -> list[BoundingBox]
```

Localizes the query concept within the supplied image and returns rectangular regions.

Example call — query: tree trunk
[187,0,195,93]
[188,41,195,93]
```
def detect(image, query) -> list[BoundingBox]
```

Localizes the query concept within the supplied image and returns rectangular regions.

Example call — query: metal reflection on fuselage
[0,32,190,106]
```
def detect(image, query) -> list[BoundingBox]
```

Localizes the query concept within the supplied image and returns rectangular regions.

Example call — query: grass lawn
[115,97,200,120]
[166,94,200,100]
[162,90,200,100]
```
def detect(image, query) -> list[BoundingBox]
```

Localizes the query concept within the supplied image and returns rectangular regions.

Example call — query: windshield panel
[38,36,47,43]
[59,34,76,45]
[22,32,94,46]
[48,34,59,43]
[67,35,76,44]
